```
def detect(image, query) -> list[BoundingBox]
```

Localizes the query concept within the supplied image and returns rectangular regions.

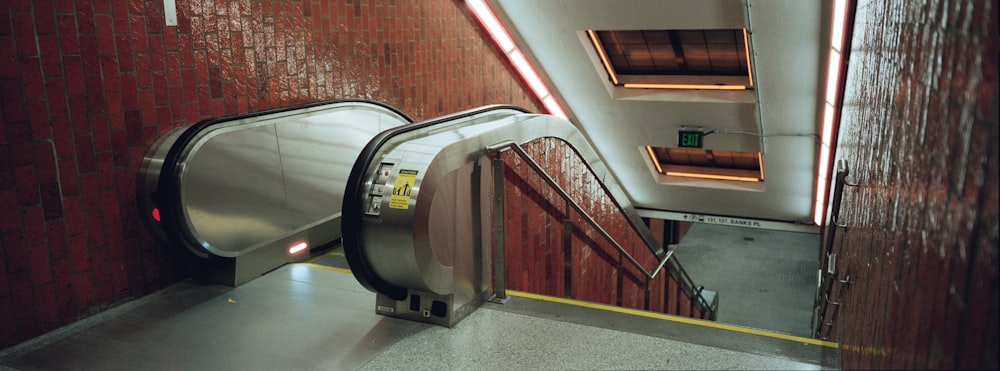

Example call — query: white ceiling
[492,0,832,226]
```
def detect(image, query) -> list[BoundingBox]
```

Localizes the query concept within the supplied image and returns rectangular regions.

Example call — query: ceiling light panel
[590,29,753,90]
[647,146,764,182]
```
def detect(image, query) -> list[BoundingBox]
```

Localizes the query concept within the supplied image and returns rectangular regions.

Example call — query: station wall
[830,1,997,369]
[0,0,541,347]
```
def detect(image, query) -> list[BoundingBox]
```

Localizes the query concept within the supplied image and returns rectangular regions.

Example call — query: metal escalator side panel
[378,118,530,295]
[178,123,287,257]
[357,116,535,296]
[154,118,227,259]
[360,154,481,296]
[140,100,412,259]
[358,144,462,296]
[136,127,187,252]
[343,105,530,300]
[358,153,447,294]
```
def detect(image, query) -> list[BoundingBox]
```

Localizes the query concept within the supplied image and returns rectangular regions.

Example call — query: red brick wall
[829,0,997,369]
[0,0,541,348]
[502,138,704,318]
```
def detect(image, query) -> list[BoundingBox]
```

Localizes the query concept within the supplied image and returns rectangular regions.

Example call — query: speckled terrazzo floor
[1,264,834,371]
[360,308,823,370]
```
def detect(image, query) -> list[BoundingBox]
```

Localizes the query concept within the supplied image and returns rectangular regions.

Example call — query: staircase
[489,137,717,320]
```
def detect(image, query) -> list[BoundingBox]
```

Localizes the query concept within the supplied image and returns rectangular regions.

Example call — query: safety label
[389,169,418,209]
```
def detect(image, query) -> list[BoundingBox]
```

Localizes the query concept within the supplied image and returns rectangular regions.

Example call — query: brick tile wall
[501,138,704,318]
[0,0,541,348]
[830,0,997,369]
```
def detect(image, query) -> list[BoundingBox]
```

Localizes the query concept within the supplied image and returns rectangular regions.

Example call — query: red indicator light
[152,208,161,222]
[288,241,308,255]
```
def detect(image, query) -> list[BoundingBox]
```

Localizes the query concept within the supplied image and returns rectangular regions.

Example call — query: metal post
[562,199,573,298]
[644,276,651,311]
[489,156,508,303]
[616,251,624,307]
[471,158,483,300]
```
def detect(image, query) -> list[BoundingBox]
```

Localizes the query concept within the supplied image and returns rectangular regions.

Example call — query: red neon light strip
[814,0,851,225]
[467,0,568,120]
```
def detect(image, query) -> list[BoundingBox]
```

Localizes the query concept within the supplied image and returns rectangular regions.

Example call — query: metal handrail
[814,160,855,336]
[669,250,714,313]
[486,141,714,314]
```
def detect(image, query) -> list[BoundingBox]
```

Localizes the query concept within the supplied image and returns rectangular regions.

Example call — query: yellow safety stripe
[298,263,353,275]
[294,264,839,349]
[506,290,840,348]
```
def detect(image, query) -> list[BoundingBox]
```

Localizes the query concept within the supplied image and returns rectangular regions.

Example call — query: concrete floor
[671,223,820,337]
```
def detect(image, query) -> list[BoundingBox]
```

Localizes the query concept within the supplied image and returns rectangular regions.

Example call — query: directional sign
[389,169,418,210]
[680,213,763,228]
[636,209,820,233]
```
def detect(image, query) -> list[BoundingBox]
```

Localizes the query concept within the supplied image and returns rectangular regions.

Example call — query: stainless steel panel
[275,109,387,219]
[181,125,287,256]
[137,127,186,242]
[139,102,411,260]
[359,112,527,296]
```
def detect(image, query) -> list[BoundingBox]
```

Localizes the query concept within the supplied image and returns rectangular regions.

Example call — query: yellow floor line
[304,249,344,264]
[506,290,840,349]
[290,264,837,349]
[304,255,326,264]
[298,263,353,275]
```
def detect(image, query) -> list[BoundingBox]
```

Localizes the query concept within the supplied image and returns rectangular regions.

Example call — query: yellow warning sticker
[388,169,418,209]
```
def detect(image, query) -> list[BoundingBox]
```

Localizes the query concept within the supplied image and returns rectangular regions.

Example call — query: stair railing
[813,159,857,339]
[486,140,716,318]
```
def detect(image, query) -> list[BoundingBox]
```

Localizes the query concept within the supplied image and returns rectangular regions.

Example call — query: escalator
[137,100,412,285]
[342,104,715,326]
[137,100,715,324]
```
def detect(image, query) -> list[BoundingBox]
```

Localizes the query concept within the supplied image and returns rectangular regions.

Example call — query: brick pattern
[501,138,706,319]
[829,0,997,369]
[0,0,541,348]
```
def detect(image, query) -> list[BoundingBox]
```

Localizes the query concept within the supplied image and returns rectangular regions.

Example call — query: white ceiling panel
[493,0,828,225]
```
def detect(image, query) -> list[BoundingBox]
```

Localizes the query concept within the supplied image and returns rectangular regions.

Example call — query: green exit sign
[678,131,703,148]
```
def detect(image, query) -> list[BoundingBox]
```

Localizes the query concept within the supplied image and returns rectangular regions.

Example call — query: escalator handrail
[155,99,413,258]
[342,104,530,300]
